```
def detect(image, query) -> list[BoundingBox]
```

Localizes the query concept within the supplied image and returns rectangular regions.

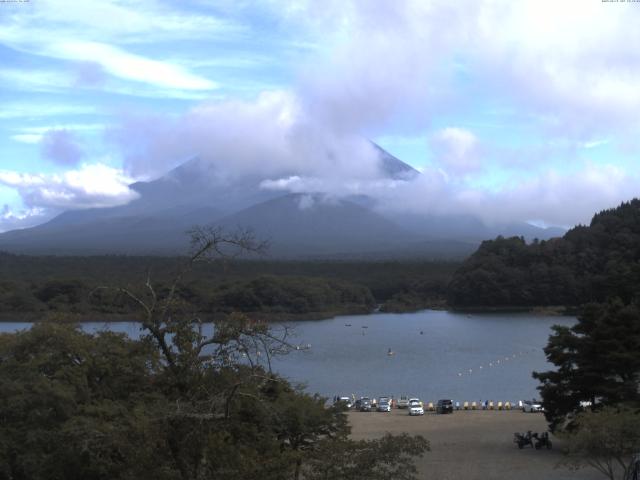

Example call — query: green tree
[561,407,640,480]
[533,300,640,431]
[305,433,430,480]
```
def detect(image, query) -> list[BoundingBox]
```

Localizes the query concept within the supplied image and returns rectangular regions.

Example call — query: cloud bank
[2,0,640,232]
[0,164,138,211]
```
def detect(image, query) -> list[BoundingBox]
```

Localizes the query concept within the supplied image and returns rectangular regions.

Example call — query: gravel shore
[348,409,601,480]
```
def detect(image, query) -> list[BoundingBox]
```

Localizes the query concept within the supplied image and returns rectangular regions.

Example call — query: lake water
[0,309,573,404]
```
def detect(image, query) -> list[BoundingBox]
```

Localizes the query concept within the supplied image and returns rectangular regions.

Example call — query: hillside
[0,145,562,258]
[447,199,640,307]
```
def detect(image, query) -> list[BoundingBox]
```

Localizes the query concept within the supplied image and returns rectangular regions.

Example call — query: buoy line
[455,348,539,378]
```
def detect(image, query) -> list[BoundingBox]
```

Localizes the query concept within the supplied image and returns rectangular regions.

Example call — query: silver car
[522,400,543,413]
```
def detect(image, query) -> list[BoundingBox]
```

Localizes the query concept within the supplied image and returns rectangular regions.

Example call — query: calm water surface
[1,310,573,403]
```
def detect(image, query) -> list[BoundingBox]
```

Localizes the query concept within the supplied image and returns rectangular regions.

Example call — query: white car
[397,396,410,409]
[522,400,543,413]
[408,402,424,416]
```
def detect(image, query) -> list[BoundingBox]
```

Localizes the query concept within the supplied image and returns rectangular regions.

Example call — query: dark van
[437,399,454,414]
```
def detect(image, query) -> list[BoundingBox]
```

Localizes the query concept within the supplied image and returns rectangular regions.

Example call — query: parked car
[522,400,543,413]
[436,399,454,414]
[378,396,392,407]
[377,401,391,412]
[335,396,353,409]
[397,395,410,409]
[408,402,425,416]
[355,397,372,412]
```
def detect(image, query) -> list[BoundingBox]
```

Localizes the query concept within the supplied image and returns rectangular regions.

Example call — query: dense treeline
[0,254,456,320]
[448,199,640,307]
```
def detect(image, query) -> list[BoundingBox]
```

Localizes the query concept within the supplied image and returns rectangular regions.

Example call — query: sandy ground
[348,409,602,480]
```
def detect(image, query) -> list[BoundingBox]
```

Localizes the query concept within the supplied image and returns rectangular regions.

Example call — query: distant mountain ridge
[0,145,564,258]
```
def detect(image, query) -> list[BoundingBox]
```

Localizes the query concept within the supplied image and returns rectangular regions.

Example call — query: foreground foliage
[561,407,640,480]
[0,229,429,479]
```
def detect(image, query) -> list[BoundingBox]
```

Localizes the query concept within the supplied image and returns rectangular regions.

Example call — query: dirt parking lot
[348,409,601,480]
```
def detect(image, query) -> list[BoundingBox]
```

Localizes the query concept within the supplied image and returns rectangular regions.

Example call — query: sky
[1,0,639,232]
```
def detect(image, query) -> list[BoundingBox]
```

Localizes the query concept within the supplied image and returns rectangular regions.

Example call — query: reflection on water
[0,310,573,402]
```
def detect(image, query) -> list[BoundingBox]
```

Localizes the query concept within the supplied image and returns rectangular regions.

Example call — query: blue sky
[1,0,639,232]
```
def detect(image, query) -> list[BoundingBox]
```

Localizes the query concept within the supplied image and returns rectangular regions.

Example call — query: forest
[3,200,640,319]
[0,253,456,321]
[448,199,640,308]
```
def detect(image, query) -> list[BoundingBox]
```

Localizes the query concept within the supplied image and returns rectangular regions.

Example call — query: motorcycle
[533,431,552,450]
[513,430,534,449]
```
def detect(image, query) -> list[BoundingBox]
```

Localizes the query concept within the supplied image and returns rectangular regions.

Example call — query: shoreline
[0,304,576,324]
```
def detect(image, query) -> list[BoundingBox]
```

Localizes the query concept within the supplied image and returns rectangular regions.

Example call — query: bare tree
[93,226,295,403]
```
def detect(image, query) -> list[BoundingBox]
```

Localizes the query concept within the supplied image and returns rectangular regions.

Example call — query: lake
[0,309,572,404]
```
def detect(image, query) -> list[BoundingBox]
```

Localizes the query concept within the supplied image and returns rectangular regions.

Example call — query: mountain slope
[0,148,424,256]
[0,145,564,257]
[216,193,417,257]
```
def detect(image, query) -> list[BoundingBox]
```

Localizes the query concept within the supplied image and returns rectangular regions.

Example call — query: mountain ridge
[0,146,565,258]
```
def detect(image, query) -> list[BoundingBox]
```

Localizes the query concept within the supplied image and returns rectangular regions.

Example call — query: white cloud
[0,204,52,233]
[0,103,97,120]
[54,41,217,91]
[430,128,481,176]
[10,123,106,145]
[0,163,139,210]
[111,90,385,181]
[0,67,216,99]
[274,0,640,143]
[0,0,242,46]
[373,161,639,227]
[11,135,42,145]
[0,0,232,96]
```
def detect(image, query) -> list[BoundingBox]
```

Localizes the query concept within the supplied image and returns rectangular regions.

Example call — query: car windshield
[440,400,452,404]
[379,402,389,406]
